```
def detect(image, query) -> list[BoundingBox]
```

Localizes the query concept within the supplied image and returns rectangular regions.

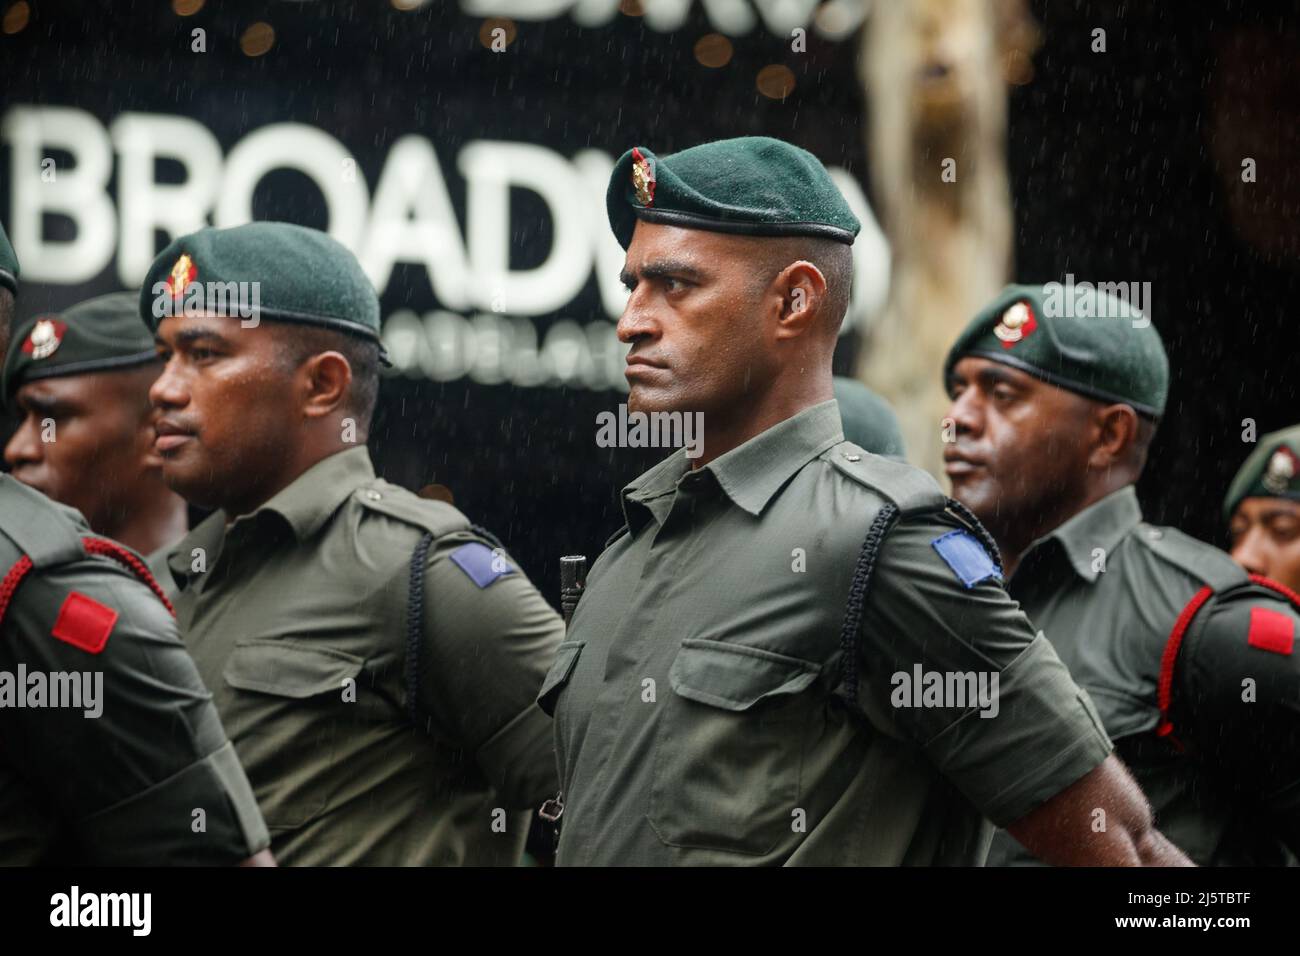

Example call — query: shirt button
[365,490,382,501]
[1147,529,1162,540]
[844,453,861,462]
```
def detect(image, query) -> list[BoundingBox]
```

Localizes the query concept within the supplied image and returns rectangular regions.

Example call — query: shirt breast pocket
[649,638,821,857]
[222,639,367,828]
[536,640,585,717]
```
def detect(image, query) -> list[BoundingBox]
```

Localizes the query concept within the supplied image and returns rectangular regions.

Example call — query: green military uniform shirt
[159,446,564,865]
[987,486,1300,866]
[540,401,1113,865]
[0,475,269,864]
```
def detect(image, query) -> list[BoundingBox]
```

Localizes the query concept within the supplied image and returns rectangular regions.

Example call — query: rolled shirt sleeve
[418,533,564,809]
[1,557,269,864]
[855,513,1113,828]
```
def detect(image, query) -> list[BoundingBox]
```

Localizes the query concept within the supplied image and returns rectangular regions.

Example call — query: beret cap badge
[1263,446,1299,494]
[631,147,655,207]
[167,253,197,300]
[23,318,66,360]
[993,301,1036,348]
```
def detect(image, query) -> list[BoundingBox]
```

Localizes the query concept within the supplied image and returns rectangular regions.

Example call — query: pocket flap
[537,640,585,716]
[223,640,365,699]
[669,639,820,712]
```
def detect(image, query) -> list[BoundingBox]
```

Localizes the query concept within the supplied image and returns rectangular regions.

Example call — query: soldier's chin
[159,461,215,508]
[626,385,680,416]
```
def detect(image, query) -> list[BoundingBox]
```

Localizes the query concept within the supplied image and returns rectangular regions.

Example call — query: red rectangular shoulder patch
[1247,606,1295,656]
[51,591,118,654]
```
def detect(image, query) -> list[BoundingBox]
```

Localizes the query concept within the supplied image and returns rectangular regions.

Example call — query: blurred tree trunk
[857,0,1039,477]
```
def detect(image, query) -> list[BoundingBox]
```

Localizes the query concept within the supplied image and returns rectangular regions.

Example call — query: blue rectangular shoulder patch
[931,530,1001,589]
[450,542,515,588]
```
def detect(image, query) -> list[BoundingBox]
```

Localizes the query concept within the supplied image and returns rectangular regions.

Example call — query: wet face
[150,314,302,512]
[5,370,159,529]
[617,221,779,420]
[1229,497,1300,592]
[944,356,1096,542]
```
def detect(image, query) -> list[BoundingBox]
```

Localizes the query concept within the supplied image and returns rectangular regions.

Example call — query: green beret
[3,292,159,403]
[1223,424,1300,521]
[139,222,381,343]
[606,136,861,250]
[833,377,906,460]
[943,282,1169,418]
[0,219,18,295]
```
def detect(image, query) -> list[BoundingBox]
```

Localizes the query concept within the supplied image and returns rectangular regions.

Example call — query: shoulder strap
[827,446,946,517]
[1156,572,1300,748]
[355,480,472,540]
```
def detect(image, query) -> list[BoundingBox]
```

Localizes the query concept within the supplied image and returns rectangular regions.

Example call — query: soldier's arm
[1,557,272,866]
[417,533,564,809]
[856,510,1186,866]
[1006,756,1191,865]
[1178,589,1300,855]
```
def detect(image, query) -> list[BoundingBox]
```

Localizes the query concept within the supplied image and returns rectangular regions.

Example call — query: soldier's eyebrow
[621,260,706,288]
[17,391,65,416]
[163,326,236,350]
[977,364,1030,390]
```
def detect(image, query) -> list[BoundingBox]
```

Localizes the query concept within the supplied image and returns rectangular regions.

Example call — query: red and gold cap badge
[993,300,1037,348]
[1263,445,1299,494]
[167,253,197,300]
[22,318,67,361]
[631,147,655,207]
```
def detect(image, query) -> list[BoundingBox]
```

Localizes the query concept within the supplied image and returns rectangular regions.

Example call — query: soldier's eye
[1269,519,1300,542]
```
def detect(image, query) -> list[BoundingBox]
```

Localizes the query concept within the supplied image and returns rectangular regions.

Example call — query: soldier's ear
[774,260,828,340]
[299,350,353,420]
[1089,403,1140,470]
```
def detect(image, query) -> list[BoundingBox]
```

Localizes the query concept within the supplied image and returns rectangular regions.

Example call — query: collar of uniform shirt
[236,445,376,543]
[1020,484,1144,583]
[166,445,375,582]
[619,399,845,530]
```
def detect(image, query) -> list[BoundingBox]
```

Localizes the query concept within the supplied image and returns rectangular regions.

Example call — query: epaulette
[1134,524,1248,594]
[0,477,85,569]
[354,479,471,541]
[826,443,946,517]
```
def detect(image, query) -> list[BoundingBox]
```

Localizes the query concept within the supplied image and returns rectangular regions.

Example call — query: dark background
[2,0,1298,604]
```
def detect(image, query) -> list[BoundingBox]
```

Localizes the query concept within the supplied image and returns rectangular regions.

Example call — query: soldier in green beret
[833,376,906,460]
[142,221,563,865]
[0,220,273,865]
[3,292,188,557]
[944,283,1300,865]
[1224,425,1300,595]
[539,137,1189,866]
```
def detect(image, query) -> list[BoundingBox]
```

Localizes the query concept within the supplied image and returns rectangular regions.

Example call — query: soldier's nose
[3,420,41,468]
[1229,534,1268,577]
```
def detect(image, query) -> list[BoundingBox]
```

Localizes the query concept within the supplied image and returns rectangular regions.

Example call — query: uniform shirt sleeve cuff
[74,742,270,865]
[923,634,1114,828]
[474,703,558,810]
